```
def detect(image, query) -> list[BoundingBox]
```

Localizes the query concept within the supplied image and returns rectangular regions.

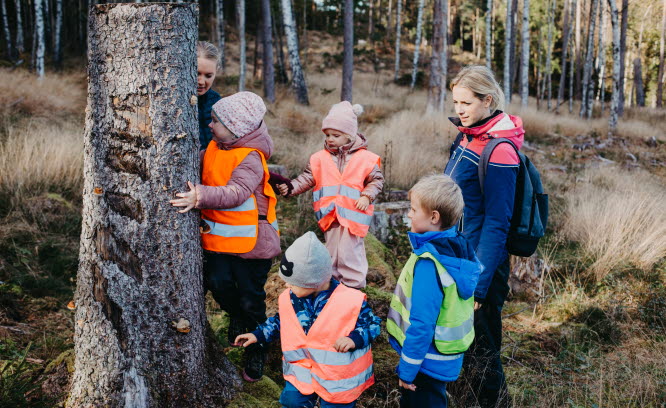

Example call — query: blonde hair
[409,174,464,229]
[450,65,505,112]
[196,41,221,69]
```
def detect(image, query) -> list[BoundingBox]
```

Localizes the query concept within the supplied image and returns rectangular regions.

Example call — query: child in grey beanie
[234,231,382,405]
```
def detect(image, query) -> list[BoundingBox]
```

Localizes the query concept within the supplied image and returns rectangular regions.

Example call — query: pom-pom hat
[321,101,364,137]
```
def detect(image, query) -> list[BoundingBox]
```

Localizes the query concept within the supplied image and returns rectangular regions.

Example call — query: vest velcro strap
[203,219,257,238]
[336,206,373,226]
[434,315,474,342]
[214,197,256,212]
[424,352,464,361]
[312,364,374,393]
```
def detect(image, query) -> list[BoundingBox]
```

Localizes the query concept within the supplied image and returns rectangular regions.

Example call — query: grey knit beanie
[279,231,332,289]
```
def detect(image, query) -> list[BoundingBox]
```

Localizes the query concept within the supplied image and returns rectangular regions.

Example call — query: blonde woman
[444,65,523,408]
[197,41,222,150]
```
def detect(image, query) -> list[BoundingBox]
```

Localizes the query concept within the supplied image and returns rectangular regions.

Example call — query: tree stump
[68,4,240,406]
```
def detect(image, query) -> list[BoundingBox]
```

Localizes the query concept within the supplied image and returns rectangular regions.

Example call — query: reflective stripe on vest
[200,143,279,253]
[310,149,380,238]
[386,252,475,355]
[279,285,375,403]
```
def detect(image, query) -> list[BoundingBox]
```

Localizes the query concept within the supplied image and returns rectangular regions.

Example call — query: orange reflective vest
[310,149,380,237]
[200,142,278,253]
[279,284,375,404]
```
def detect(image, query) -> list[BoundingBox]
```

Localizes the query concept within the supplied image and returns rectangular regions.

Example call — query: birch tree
[69,4,239,406]
[486,0,492,68]
[618,0,628,115]
[237,0,246,91]
[427,0,448,112]
[341,0,354,101]
[557,0,572,112]
[14,0,23,54]
[216,0,225,71]
[659,0,666,107]
[54,0,63,69]
[580,0,598,117]
[280,0,309,104]
[503,0,513,105]
[410,0,426,90]
[1,0,12,60]
[394,0,403,81]
[519,0,530,107]
[596,1,607,111]
[34,0,45,78]
[262,0,275,102]
[607,0,620,135]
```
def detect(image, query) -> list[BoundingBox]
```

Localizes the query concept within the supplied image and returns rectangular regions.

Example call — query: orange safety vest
[279,284,375,404]
[200,141,278,253]
[310,149,380,237]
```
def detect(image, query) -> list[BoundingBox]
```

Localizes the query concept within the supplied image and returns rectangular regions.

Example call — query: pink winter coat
[290,134,384,200]
[194,122,281,260]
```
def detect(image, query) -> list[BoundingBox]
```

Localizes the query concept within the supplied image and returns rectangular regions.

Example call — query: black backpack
[477,138,548,257]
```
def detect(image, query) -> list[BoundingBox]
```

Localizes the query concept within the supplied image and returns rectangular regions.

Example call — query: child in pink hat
[277,101,384,289]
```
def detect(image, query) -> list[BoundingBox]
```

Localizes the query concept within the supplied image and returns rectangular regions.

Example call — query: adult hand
[355,196,370,211]
[333,337,355,352]
[277,183,289,196]
[170,181,197,213]
[234,333,257,347]
[398,379,416,391]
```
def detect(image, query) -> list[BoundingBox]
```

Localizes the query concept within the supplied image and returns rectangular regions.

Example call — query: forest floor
[1,31,665,407]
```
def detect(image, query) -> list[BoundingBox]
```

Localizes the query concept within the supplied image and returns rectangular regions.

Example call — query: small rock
[369,201,411,243]
[646,136,658,147]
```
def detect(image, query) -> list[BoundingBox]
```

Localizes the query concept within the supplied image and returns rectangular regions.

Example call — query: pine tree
[216,0,225,71]
[519,0,530,107]
[607,0,621,135]
[658,0,666,107]
[410,0,426,90]
[261,0,275,102]
[341,0,354,101]
[394,0,403,81]
[486,0,493,68]
[557,0,572,112]
[427,0,448,112]
[237,0,246,91]
[503,0,513,105]
[580,0,599,117]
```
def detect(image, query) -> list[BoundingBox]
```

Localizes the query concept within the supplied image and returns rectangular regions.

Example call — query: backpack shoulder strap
[449,132,465,158]
[478,138,520,195]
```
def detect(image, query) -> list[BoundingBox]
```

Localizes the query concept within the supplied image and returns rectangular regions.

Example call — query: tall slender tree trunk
[617,0,627,115]
[557,0,572,112]
[280,0,309,104]
[54,0,62,69]
[580,0,598,117]
[509,0,519,94]
[658,0,666,107]
[546,0,555,110]
[394,0,402,81]
[237,0,246,91]
[262,0,275,102]
[216,0,225,71]
[410,0,425,90]
[427,0,447,112]
[34,0,45,77]
[14,0,23,54]
[597,1,607,110]
[569,33,575,113]
[574,0,581,99]
[68,4,240,406]
[485,0,492,68]
[503,0,513,105]
[341,0,353,101]
[633,57,645,106]
[1,0,13,61]
[272,7,288,84]
[607,0,620,135]
[368,0,374,40]
[519,0,530,107]
[387,0,394,43]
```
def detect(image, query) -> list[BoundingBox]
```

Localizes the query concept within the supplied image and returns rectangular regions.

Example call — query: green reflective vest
[387,251,475,355]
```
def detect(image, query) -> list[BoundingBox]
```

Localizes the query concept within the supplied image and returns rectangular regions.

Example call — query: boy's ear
[430,210,441,226]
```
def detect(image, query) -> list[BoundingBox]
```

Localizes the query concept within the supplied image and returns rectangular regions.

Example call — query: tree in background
[236,0,246,91]
[486,0,493,68]
[410,0,426,90]
[427,0,448,112]
[557,0,572,112]
[280,0,309,104]
[394,0,403,81]
[608,0,621,134]
[34,0,45,78]
[503,0,513,105]
[520,0,531,107]
[216,0,225,71]
[261,0,275,102]
[580,0,599,118]
[618,0,628,115]
[341,0,354,101]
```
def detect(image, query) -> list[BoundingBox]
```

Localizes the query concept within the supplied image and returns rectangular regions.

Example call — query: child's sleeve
[251,313,281,345]
[361,163,384,202]
[289,162,316,196]
[195,152,264,210]
[395,259,443,384]
[347,300,382,349]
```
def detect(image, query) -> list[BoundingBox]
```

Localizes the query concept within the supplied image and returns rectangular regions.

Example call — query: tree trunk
[262,0,276,102]
[216,0,225,71]
[368,0,374,40]
[253,25,261,80]
[569,31,574,113]
[509,0,519,95]
[387,0,393,43]
[617,0,627,115]
[1,0,13,61]
[574,0,581,99]
[394,0,402,81]
[633,57,645,106]
[68,4,240,407]
[237,0,246,91]
[557,0,572,112]
[580,0,598,117]
[341,0,353,101]
[519,0,530,107]
[34,0,45,77]
[54,0,62,69]
[485,0,492,68]
[272,7,288,84]
[427,0,447,112]
[607,0,620,135]
[410,0,425,90]
[658,0,666,107]
[280,0,309,104]
[503,0,513,105]
[546,0,555,110]
[14,0,23,54]
[597,1,606,111]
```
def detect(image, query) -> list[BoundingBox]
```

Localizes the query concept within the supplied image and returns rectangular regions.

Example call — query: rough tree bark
[607,0,620,135]
[394,0,402,81]
[427,0,447,112]
[54,0,63,69]
[280,0,309,104]
[272,7,288,84]
[34,0,45,77]
[1,0,12,61]
[237,0,246,91]
[557,0,572,112]
[503,0,513,105]
[14,0,23,53]
[519,0,530,107]
[658,0,666,107]
[618,0,627,115]
[580,0,598,117]
[410,0,425,90]
[633,57,645,106]
[68,4,240,407]
[341,0,354,101]
[262,0,275,102]
[486,0,492,68]
[216,0,225,71]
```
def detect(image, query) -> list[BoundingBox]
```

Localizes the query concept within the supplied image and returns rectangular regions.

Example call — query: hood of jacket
[408,227,483,300]
[216,120,273,159]
[449,111,525,151]
[324,132,369,155]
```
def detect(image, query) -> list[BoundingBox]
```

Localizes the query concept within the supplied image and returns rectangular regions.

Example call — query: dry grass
[561,165,666,281]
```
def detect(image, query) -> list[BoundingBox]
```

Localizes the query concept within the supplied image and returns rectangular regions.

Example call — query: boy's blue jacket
[198,88,221,150]
[389,228,483,383]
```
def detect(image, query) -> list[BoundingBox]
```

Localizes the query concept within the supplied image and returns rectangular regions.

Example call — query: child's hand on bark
[355,196,370,211]
[333,336,355,352]
[234,333,257,347]
[170,181,197,213]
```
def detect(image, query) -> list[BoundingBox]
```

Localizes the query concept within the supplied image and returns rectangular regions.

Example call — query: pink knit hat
[321,101,364,137]
[212,91,267,138]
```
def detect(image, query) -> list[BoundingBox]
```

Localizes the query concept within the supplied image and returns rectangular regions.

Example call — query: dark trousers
[203,252,271,330]
[399,373,448,408]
